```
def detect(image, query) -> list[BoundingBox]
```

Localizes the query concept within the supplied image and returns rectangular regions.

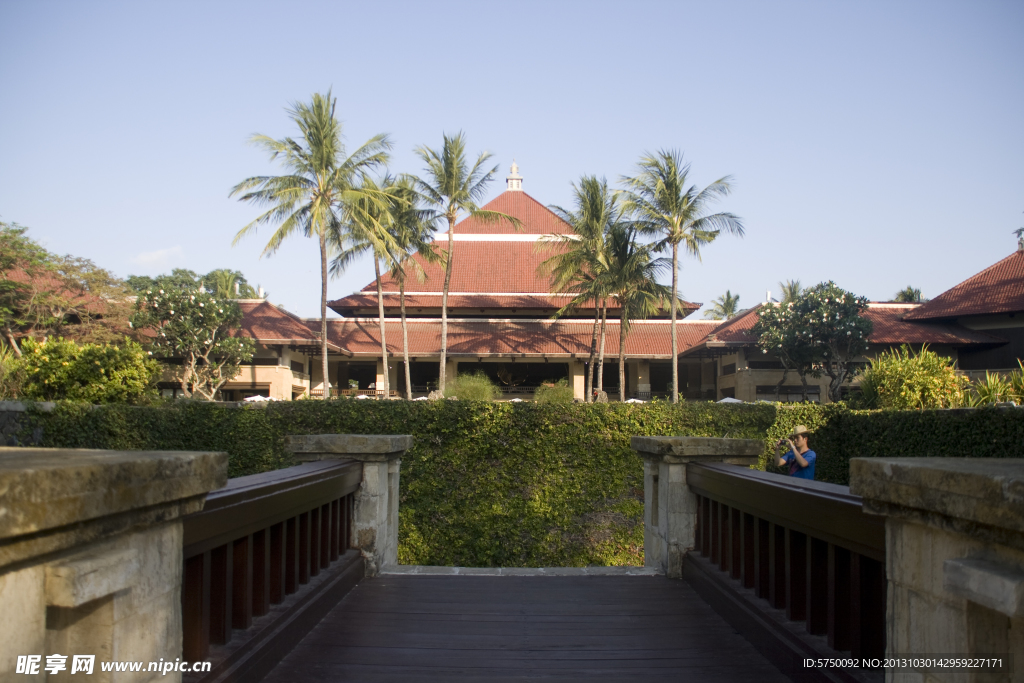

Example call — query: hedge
[15,400,1024,566]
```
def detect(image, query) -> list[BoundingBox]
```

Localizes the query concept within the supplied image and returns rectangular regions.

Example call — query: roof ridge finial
[507,160,523,191]
[1015,218,1024,251]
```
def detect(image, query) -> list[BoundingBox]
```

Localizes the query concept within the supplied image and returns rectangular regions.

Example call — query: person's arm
[775,439,793,467]
[792,448,810,468]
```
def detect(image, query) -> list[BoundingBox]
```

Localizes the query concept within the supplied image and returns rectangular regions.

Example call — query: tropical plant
[0,339,24,399]
[534,378,575,404]
[130,287,255,400]
[604,224,672,401]
[414,132,519,394]
[544,176,622,402]
[444,370,499,401]
[15,337,159,404]
[857,344,969,409]
[704,290,741,320]
[779,279,802,305]
[968,370,1017,406]
[893,286,924,303]
[621,150,744,403]
[203,269,263,299]
[231,91,391,399]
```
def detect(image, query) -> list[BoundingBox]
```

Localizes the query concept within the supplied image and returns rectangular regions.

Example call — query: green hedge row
[17,400,1024,566]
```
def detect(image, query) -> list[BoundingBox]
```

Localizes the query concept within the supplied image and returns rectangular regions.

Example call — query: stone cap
[0,448,228,539]
[631,436,763,464]
[850,458,1024,534]
[284,434,413,462]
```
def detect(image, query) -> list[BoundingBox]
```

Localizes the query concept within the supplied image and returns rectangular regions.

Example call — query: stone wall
[0,400,52,447]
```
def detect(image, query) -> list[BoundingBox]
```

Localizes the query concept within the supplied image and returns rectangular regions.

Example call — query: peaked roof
[904,250,1024,320]
[447,190,571,235]
[236,300,348,353]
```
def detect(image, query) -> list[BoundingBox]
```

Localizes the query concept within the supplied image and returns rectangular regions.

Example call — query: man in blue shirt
[775,425,817,480]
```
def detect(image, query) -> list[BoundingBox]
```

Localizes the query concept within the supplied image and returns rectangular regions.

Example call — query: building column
[636,359,650,396]
[570,360,585,400]
[445,359,457,387]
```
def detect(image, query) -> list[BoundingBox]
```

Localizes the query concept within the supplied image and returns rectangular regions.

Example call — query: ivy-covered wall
[13,400,1024,567]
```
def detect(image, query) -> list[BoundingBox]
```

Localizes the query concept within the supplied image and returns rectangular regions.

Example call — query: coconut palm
[893,286,924,303]
[413,132,519,393]
[779,279,802,305]
[704,290,741,320]
[604,224,672,401]
[231,91,391,398]
[543,176,622,401]
[621,150,744,403]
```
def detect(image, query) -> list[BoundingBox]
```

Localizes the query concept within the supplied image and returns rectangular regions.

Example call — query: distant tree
[203,269,262,299]
[779,279,802,305]
[126,269,201,293]
[892,286,924,303]
[751,301,817,401]
[131,287,255,400]
[231,90,391,399]
[621,150,744,403]
[704,290,741,320]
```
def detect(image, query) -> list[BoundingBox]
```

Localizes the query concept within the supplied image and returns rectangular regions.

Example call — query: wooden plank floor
[261,574,793,682]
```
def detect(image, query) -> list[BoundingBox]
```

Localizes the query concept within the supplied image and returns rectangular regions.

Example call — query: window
[755,385,820,403]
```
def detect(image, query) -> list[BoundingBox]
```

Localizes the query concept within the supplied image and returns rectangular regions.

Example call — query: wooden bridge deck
[261,574,793,682]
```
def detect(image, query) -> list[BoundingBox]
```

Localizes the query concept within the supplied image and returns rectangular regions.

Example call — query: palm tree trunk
[618,309,628,403]
[320,232,330,400]
[438,213,455,393]
[401,277,412,400]
[586,296,598,403]
[374,257,389,397]
[597,300,607,394]
[671,243,679,403]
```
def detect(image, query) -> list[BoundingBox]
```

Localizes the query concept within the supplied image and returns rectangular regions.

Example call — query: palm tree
[329,174,404,396]
[893,286,924,303]
[413,133,519,393]
[605,224,671,401]
[231,91,391,399]
[704,290,741,320]
[621,150,744,403]
[543,176,621,402]
[779,279,802,305]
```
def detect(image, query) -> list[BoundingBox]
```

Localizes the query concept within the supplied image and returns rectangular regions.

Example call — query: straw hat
[788,425,812,438]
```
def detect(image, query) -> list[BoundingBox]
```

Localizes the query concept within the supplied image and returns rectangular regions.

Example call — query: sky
[1,0,1022,319]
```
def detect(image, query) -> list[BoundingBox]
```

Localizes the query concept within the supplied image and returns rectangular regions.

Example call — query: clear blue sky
[2,0,1021,318]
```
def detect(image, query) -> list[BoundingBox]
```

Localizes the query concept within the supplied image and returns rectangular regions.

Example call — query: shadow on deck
[259,572,793,683]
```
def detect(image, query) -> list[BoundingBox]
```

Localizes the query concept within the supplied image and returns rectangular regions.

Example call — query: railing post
[0,447,227,681]
[851,457,1024,666]
[285,434,413,577]
[630,437,761,578]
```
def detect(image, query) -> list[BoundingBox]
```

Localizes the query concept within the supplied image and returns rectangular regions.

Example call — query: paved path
[262,573,793,682]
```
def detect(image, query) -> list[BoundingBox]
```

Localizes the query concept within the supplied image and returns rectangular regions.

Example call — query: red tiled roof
[862,305,1004,345]
[237,301,347,352]
[904,250,1024,320]
[5,267,110,315]
[324,318,720,358]
[329,292,698,315]
[451,191,572,235]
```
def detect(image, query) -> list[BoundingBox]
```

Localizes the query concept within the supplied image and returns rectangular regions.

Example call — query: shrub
[444,371,500,401]
[0,339,24,399]
[856,344,968,409]
[534,378,574,404]
[969,368,1021,406]
[16,337,159,404]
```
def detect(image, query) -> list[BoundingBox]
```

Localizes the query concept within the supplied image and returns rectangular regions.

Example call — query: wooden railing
[308,388,398,398]
[181,460,361,662]
[689,462,886,660]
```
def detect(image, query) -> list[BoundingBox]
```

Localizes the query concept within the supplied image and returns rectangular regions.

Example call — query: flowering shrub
[856,344,969,409]
[16,337,158,403]
[130,287,254,400]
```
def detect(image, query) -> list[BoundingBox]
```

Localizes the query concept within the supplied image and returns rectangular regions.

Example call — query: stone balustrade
[851,458,1024,682]
[0,447,227,682]
[630,436,763,578]
[284,434,413,577]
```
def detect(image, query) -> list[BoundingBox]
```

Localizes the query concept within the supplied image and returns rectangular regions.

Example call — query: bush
[16,338,159,404]
[534,378,574,404]
[444,371,500,401]
[969,367,1023,406]
[0,340,23,399]
[856,344,968,410]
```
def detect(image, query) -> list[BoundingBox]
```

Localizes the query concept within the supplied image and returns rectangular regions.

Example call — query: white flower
[159,289,164,294]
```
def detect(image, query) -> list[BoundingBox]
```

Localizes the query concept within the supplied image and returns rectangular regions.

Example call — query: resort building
[226,167,1024,402]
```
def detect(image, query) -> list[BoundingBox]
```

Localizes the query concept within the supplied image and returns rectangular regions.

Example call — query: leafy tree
[893,286,924,303]
[704,290,741,320]
[126,269,201,294]
[203,269,262,299]
[231,91,391,399]
[857,344,968,409]
[751,301,818,401]
[779,279,802,305]
[621,150,744,402]
[544,176,622,402]
[15,337,158,404]
[131,287,255,400]
[414,132,520,394]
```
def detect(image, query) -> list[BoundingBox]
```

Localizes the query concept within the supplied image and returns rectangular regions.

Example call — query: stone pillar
[0,447,227,682]
[570,360,585,400]
[850,458,1024,681]
[631,437,761,578]
[284,434,413,577]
